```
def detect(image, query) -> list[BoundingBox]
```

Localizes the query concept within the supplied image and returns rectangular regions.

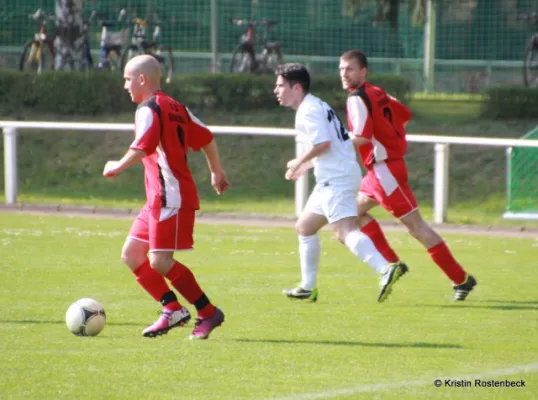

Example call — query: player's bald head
[124,54,162,84]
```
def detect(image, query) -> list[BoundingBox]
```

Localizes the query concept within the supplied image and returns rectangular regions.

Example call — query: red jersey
[129,91,213,209]
[346,82,412,169]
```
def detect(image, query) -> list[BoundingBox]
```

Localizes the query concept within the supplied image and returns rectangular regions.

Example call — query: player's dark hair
[340,50,368,69]
[275,63,310,92]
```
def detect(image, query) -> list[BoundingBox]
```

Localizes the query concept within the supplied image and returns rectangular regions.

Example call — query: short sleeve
[130,106,160,154]
[185,107,214,151]
[347,96,373,139]
[297,105,331,145]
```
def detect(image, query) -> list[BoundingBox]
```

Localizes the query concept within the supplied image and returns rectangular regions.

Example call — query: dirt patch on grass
[1,203,537,239]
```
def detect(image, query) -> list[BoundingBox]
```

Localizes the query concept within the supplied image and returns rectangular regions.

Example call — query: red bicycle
[229,19,283,73]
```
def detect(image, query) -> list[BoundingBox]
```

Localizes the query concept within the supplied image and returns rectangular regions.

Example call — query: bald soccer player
[103,55,229,340]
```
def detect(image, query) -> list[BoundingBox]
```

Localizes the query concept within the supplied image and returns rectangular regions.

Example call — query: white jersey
[295,93,361,185]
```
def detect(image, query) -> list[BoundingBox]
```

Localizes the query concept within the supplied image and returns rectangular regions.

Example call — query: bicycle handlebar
[29,9,55,23]
[88,9,127,27]
[231,18,278,27]
[516,12,538,22]
[120,9,163,27]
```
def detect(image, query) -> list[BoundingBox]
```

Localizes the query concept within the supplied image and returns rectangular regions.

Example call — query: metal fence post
[295,138,308,218]
[423,0,437,93]
[3,127,18,205]
[210,0,220,73]
[433,143,449,223]
[505,147,513,211]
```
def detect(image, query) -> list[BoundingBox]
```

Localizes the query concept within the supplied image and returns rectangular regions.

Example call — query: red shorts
[128,205,195,252]
[359,159,418,219]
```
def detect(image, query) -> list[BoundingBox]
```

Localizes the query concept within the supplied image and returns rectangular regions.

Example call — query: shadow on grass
[234,338,462,349]
[0,319,141,326]
[417,304,538,311]
[479,300,538,305]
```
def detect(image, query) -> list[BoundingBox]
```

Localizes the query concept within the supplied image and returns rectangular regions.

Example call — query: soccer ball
[65,298,106,336]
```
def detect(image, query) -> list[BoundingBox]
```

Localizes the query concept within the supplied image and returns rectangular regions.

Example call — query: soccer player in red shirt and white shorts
[103,55,229,339]
[339,50,477,301]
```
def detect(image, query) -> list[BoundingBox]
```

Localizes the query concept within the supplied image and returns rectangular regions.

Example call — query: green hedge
[481,86,538,119]
[0,70,410,116]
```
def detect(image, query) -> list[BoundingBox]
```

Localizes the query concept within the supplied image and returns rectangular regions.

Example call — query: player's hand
[285,163,311,181]
[103,161,119,178]
[211,170,229,195]
[286,158,301,172]
[285,158,306,181]
[285,169,300,181]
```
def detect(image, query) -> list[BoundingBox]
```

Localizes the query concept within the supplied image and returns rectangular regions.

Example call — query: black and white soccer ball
[65,298,106,336]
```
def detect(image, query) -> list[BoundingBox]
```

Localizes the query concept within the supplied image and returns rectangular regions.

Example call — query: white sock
[298,234,320,290]
[344,230,389,274]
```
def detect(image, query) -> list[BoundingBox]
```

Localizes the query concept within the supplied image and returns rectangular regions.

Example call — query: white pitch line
[271,363,538,400]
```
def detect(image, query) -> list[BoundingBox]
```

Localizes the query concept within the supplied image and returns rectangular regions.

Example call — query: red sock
[166,261,216,318]
[361,219,399,263]
[428,241,467,284]
[133,260,182,310]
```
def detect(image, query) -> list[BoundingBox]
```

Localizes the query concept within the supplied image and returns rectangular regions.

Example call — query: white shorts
[304,181,359,224]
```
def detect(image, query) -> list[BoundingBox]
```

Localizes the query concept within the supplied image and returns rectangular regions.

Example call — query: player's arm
[288,141,330,172]
[388,95,412,128]
[287,107,331,175]
[186,107,229,195]
[103,149,145,178]
[201,139,229,195]
[347,96,373,147]
[103,106,160,178]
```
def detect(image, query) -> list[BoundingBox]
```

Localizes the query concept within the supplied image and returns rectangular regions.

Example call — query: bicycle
[229,19,283,74]
[120,11,174,83]
[93,10,130,71]
[518,12,538,87]
[18,9,55,73]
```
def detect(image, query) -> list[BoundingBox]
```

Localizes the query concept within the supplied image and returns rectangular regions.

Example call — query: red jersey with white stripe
[129,91,213,209]
[346,83,412,169]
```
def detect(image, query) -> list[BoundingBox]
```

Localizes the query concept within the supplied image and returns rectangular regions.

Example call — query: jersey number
[327,109,349,142]
[176,126,185,147]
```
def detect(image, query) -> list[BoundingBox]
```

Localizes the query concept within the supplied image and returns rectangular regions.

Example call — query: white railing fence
[2,121,538,223]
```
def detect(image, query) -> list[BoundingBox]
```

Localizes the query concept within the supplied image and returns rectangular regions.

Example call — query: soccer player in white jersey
[274,63,408,303]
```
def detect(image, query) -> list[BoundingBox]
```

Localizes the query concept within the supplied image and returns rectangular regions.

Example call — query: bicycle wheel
[152,46,175,84]
[19,40,49,73]
[98,45,124,71]
[120,45,143,71]
[523,35,538,87]
[263,46,283,73]
[81,39,94,71]
[230,44,253,73]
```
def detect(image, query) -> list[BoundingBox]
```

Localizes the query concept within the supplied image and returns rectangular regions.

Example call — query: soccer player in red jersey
[103,55,229,338]
[339,50,477,301]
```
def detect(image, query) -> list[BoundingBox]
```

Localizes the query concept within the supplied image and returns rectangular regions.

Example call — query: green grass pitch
[0,213,537,400]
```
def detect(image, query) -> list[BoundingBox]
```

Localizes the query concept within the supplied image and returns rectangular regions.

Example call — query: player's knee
[408,221,434,243]
[148,253,174,274]
[336,230,347,244]
[357,213,372,228]
[295,221,309,236]
[120,249,141,270]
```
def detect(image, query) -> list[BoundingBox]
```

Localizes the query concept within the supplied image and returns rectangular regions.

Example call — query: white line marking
[271,363,538,400]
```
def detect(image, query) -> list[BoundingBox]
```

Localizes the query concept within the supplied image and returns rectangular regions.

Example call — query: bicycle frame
[129,17,163,52]
[230,19,282,73]
[120,11,174,83]
[95,11,129,70]
[19,9,55,73]
[518,12,538,86]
